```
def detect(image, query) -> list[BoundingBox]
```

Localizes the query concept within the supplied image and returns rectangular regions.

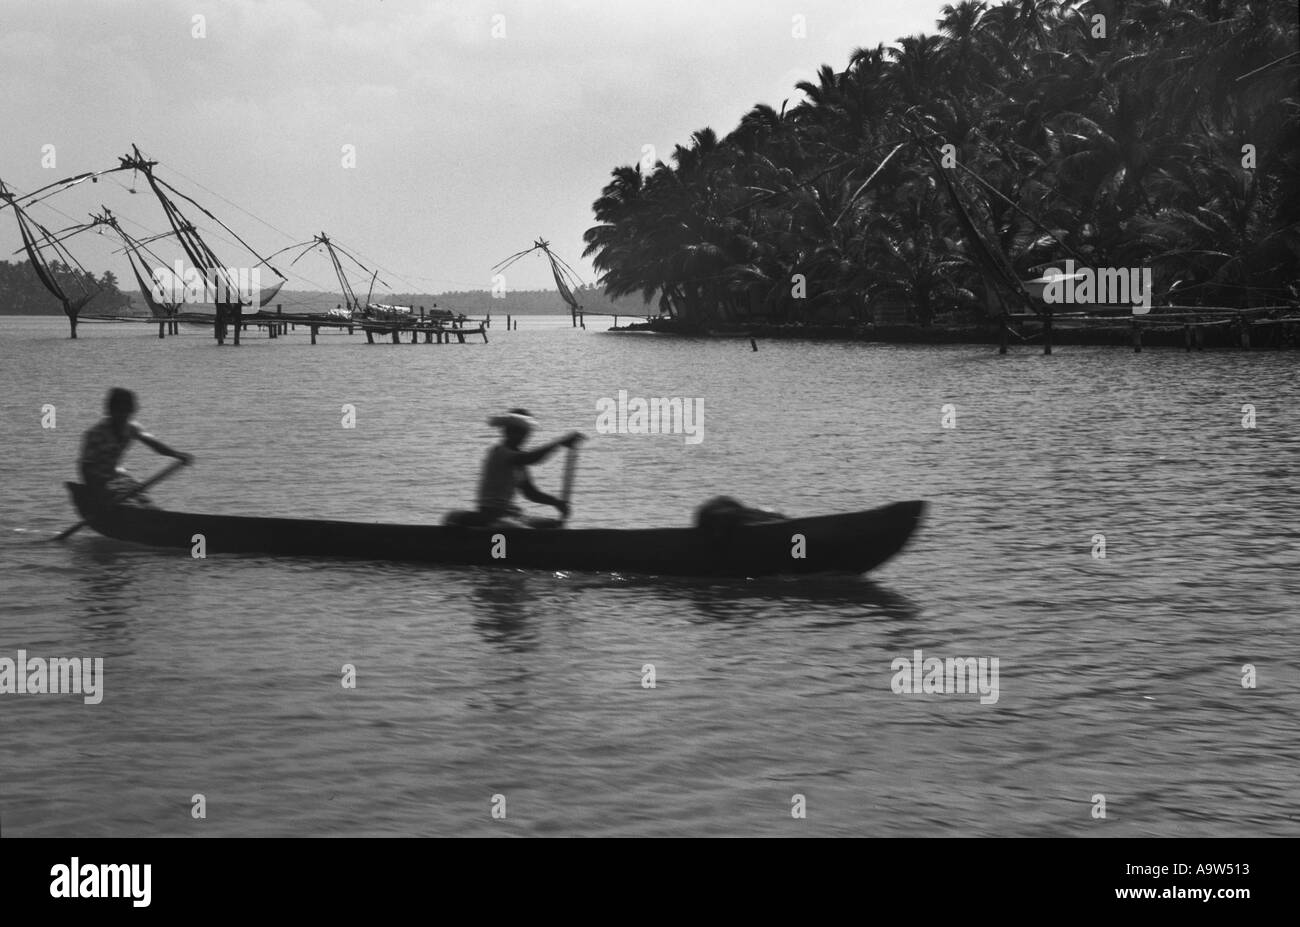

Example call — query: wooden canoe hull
[65,484,924,577]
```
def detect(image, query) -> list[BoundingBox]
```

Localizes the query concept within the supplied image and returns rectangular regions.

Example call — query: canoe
[65,483,924,577]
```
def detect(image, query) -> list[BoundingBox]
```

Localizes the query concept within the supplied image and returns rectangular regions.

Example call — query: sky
[0,0,947,296]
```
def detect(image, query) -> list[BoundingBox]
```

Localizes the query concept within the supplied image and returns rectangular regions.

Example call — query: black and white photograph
[1,0,1295,904]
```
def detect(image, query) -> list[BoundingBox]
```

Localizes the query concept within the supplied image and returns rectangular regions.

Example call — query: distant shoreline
[608,317,1300,350]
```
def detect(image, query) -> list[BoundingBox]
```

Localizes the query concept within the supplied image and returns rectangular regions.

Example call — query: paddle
[55,458,189,542]
[559,438,582,526]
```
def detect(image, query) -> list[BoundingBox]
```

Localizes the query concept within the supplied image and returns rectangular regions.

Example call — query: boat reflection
[564,571,922,625]
[466,569,541,653]
[65,537,147,647]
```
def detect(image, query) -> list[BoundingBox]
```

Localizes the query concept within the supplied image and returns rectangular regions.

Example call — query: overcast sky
[1,0,944,295]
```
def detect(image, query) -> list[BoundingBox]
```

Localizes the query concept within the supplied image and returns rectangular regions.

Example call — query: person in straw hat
[449,408,583,527]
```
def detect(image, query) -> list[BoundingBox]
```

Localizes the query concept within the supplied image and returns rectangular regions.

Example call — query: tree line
[0,260,132,315]
[583,0,1299,327]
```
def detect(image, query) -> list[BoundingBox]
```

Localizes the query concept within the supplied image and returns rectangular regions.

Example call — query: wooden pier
[89,304,491,346]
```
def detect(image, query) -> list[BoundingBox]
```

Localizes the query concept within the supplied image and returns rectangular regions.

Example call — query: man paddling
[79,388,192,504]
[447,409,583,527]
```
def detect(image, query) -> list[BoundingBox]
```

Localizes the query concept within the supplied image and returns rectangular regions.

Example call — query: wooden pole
[310,325,318,345]
[158,322,165,339]
[1043,307,1052,355]
[559,444,579,525]
[1132,318,1141,353]
[999,319,1008,355]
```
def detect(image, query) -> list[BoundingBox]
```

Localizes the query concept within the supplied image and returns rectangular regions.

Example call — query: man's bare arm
[135,427,194,464]
[515,431,583,467]
[519,476,567,515]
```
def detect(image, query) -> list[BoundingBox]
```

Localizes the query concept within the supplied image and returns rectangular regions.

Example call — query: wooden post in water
[1238,315,1251,350]
[232,303,242,346]
[506,314,511,330]
[158,322,165,339]
[365,328,374,344]
[998,319,1008,355]
[1195,324,1204,351]
[1043,307,1052,355]
[310,325,318,345]
[391,329,400,344]
[580,312,586,330]
[1184,323,1192,352]
[1131,318,1141,353]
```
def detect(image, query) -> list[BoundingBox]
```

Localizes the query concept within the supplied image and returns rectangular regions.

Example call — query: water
[1,314,1296,836]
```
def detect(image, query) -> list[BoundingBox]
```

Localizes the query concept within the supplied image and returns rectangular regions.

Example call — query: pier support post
[1043,309,1052,355]
[1238,316,1251,350]
[1131,319,1141,353]
[391,329,401,344]
[310,325,318,345]
[1184,323,1192,352]
[158,322,166,339]
[365,329,375,344]
[998,319,1008,355]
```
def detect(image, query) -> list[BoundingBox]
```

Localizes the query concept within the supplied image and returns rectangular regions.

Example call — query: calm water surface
[1,314,1296,836]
